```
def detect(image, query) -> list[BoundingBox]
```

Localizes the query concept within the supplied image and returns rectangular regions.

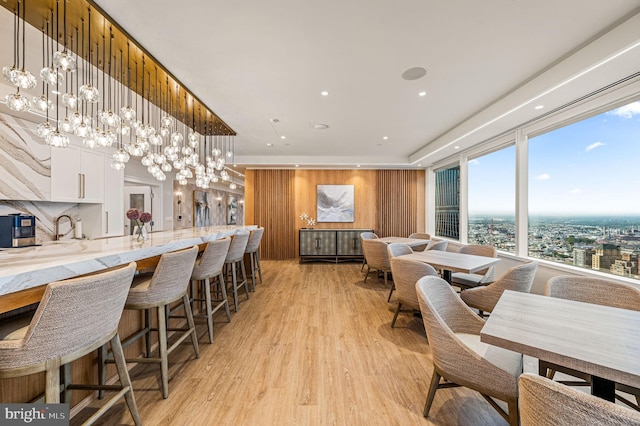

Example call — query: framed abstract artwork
[227,195,238,225]
[193,190,212,227]
[317,184,354,222]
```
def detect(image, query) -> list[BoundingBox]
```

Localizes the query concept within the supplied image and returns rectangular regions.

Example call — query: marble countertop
[0,225,257,296]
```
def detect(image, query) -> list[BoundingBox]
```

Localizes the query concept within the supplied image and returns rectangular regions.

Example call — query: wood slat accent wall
[253,170,296,259]
[244,169,425,259]
[376,170,425,237]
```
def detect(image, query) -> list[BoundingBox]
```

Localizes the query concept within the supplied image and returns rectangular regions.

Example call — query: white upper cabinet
[79,156,124,239]
[51,145,105,203]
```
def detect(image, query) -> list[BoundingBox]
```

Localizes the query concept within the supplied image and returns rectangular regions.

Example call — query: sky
[468,100,640,216]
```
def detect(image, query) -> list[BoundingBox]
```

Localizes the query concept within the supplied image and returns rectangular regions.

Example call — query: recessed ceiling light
[356,164,361,168]
[418,91,427,97]
[266,143,274,147]
[295,164,299,167]
[454,146,460,149]
[417,164,422,167]
[281,135,286,139]
[535,105,544,110]
[383,136,388,140]
[233,164,237,167]
[313,123,329,130]
[321,91,329,96]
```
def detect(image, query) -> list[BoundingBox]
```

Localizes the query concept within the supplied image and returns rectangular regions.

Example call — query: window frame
[427,77,640,284]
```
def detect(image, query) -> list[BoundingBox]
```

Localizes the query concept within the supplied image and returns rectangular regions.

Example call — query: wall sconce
[176,191,183,220]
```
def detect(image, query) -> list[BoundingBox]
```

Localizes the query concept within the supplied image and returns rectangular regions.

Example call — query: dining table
[480,290,640,401]
[396,249,500,283]
[376,236,430,248]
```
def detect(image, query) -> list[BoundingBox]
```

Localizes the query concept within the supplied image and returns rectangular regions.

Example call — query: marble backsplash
[0,201,79,243]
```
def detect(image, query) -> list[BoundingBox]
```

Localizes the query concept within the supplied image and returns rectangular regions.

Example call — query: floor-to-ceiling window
[429,81,640,283]
[528,100,640,279]
[468,145,516,253]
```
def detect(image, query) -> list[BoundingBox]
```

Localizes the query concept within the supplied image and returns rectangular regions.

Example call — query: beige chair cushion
[456,333,522,378]
[451,272,484,288]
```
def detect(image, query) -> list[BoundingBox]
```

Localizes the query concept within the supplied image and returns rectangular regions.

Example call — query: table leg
[442,270,452,284]
[591,376,615,402]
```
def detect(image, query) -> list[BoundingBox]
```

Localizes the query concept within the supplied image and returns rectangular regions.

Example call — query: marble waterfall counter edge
[0,225,257,296]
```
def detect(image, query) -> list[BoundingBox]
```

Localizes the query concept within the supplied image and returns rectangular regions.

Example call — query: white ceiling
[34,1,640,168]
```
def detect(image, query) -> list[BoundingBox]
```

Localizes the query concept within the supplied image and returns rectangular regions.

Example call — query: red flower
[126,208,140,220]
[139,212,152,223]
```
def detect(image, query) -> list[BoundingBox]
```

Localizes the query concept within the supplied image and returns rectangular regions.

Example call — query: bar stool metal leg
[255,251,263,284]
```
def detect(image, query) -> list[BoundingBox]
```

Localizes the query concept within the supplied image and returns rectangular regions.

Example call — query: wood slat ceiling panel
[0,0,233,135]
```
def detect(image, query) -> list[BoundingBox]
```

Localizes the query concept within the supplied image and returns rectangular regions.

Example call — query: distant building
[592,244,620,271]
[611,250,639,278]
[435,167,460,239]
[573,247,595,268]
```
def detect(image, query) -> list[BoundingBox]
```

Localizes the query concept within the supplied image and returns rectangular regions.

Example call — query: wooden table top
[397,250,500,274]
[481,290,640,389]
[376,237,430,248]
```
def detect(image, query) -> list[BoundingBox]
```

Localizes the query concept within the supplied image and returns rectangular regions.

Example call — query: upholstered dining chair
[451,244,498,289]
[0,263,141,425]
[244,227,265,290]
[113,246,200,399]
[460,261,538,314]
[360,232,378,272]
[386,243,414,302]
[425,240,448,251]
[362,239,392,291]
[519,373,640,426]
[191,237,232,344]
[539,275,640,409]
[409,232,431,251]
[389,257,437,327]
[416,275,521,426]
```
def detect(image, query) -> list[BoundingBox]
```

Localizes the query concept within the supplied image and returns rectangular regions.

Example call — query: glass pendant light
[79,9,99,103]
[2,8,19,83]
[5,91,31,112]
[36,122,53,139]
[12,0,37,90]
[119,43,136,122]
[46,130,69,148]
[52,0,76,73]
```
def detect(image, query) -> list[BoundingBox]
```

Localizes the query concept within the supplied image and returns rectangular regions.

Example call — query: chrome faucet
[54,215,74,241]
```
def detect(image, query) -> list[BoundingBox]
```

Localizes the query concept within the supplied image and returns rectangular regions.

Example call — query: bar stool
[113,245,200,399]
[190,237,232,343]
[225,232,250,312]
[244,227,264,291]
[0,263,140,425]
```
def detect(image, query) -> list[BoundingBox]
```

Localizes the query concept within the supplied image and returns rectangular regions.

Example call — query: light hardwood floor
[73,260,510,425]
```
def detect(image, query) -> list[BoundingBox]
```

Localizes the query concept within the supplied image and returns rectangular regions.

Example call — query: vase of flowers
[299,212,316,229]
[126,208,152,240]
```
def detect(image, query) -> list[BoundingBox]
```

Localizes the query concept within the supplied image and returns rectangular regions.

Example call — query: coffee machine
[0,214,37,248]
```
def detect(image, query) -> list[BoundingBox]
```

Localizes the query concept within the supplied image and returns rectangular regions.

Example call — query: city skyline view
[468,100,640,216]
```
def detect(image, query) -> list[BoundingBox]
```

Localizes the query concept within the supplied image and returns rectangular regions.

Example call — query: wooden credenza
[299,229,373,263]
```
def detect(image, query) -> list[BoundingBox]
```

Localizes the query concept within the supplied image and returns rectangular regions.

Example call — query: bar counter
[0,225,256,311]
